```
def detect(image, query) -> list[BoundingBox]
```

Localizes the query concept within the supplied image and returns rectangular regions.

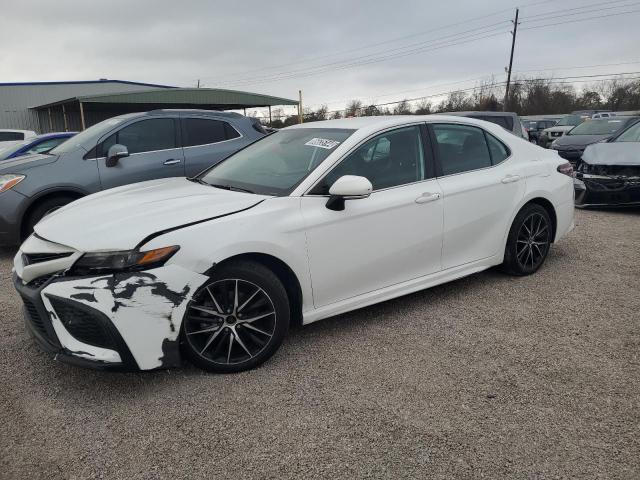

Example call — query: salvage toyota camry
[13,116,575,373]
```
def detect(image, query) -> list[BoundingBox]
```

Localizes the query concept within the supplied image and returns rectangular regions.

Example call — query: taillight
[557,162,574,177]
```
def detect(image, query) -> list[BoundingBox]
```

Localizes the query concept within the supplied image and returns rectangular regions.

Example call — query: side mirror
[106,144,129,167]
[326,175,373,211]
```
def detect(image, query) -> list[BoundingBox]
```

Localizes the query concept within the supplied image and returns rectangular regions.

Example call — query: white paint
[16,115,575,370]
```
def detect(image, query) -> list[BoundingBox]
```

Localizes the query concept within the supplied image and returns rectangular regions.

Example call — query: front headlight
[69,245,179,275]
[0,174,25,193]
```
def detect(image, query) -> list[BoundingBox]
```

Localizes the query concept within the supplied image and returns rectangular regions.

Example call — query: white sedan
[13,116,575,373]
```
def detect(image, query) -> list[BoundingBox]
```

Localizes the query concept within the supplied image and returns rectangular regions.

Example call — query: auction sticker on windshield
[305,138,341,149]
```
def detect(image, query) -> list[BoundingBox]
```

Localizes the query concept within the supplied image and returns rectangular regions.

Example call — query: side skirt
[302,254,501,325]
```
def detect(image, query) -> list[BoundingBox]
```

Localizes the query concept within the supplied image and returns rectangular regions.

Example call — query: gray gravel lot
[0,208,639,479]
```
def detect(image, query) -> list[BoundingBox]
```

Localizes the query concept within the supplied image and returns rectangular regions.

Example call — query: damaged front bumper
[574,173,640,207]
[14,265,208,371]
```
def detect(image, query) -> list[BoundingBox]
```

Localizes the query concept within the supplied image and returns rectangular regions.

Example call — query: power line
[519,7,640,31]
[212,5,640,89]
[214,29,510,88]
[213,22,510,87]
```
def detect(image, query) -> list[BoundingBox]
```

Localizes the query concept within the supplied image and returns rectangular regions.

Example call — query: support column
[298,90,303,124]
[62,104,68,132]
[79,101,86,131]
[268,105,272,126]
[47,108,53,132]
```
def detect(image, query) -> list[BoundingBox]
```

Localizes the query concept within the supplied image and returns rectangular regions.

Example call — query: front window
[198,128,354,196]
[311,125,426,194]
[50,117,128,155]
[614,121,640,142]
[568,119,626,136]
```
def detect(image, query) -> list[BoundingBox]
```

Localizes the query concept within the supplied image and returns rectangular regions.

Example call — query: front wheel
[181,261,290,373]
[501,204,552,276]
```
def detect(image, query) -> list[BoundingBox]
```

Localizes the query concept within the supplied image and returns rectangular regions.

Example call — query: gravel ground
[0,208,639,479]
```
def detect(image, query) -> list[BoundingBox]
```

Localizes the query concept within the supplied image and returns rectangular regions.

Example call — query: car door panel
[430,123,526,269]
[301,124,443,308]
[181,117,250,176]
[437,165,525,269]
[97,118,184,190]
[301,182,443,308]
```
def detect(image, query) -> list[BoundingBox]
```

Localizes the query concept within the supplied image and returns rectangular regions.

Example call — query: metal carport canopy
[33,87,299,131]
[36,87,299,109]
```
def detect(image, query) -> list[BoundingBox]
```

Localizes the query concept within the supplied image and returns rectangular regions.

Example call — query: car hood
[0,152,58,171]
[582,142,640,166]
[34,177,269,252]
[552,134,609,149]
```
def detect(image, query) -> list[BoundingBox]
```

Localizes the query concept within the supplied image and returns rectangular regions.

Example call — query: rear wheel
[501,204,552,276]
[181,261,290,373]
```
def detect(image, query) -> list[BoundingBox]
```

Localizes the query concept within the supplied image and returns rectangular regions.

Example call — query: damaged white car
[13,116,575,373]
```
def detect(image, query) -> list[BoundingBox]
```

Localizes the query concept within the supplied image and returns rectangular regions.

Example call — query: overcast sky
[2,0,639,116]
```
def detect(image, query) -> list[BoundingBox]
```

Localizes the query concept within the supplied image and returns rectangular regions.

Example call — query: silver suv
[0,110,266,245]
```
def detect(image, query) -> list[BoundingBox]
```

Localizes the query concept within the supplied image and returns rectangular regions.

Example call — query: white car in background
[0,129,37,146]
[13,116,575,373]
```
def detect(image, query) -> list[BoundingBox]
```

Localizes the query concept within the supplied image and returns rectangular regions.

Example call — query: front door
[301,125,443,308]
[97,117,184,190]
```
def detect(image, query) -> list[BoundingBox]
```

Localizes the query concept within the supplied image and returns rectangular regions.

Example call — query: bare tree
[393,99,412,115]
[346,100,363,117]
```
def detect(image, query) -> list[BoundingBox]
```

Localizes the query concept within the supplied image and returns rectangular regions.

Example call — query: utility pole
[504,8,519,111]
[197,79,201,88]
[298,90,303,124]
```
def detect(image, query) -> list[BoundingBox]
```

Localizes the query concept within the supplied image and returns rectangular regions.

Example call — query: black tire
[501,203,552,276]
[181,261,290,373]
[22,195,78,240]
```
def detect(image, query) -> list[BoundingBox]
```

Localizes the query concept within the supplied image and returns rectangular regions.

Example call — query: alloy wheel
[516,212,550,270]
[184,279,277,366]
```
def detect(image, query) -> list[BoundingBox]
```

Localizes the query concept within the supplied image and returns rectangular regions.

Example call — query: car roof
[440,111,517,117]
[286,114,510,135]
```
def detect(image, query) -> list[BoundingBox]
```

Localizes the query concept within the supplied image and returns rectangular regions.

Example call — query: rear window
[0,132,24,141]
[182,118,240,147]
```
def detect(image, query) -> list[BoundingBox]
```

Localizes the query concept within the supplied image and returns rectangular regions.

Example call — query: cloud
[1,0,638,112]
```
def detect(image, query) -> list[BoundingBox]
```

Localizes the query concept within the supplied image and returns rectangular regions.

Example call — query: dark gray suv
[0,110,266,245]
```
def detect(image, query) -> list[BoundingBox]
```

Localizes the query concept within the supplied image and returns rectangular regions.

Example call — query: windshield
[614,121,640,142]
[0,139,30,159]
[50,117,127,155]
[556,115,584,127]
[568,119,626,136]
[199,128,355,196]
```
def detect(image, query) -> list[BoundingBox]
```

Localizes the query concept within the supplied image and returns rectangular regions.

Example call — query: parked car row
[0,132,76,161]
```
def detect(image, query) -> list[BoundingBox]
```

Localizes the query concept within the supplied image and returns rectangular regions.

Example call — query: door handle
[501,174,521,184]
[163,159,182,165]
[415,192,441,204]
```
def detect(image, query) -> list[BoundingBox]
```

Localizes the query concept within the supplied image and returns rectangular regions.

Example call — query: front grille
[22,251,73,266]
[21,296,51,340]
[48,297,115,349]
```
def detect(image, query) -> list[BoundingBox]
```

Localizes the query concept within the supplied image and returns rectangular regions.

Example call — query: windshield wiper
[208,183,255,194]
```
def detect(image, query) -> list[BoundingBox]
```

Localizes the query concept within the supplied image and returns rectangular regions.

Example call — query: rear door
[181,116,247,176]
[430,122,526,269]
[97,117,184,190]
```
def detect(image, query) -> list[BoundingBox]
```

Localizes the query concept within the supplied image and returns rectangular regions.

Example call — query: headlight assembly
[70,245,179,275]
[0,174,25,193]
